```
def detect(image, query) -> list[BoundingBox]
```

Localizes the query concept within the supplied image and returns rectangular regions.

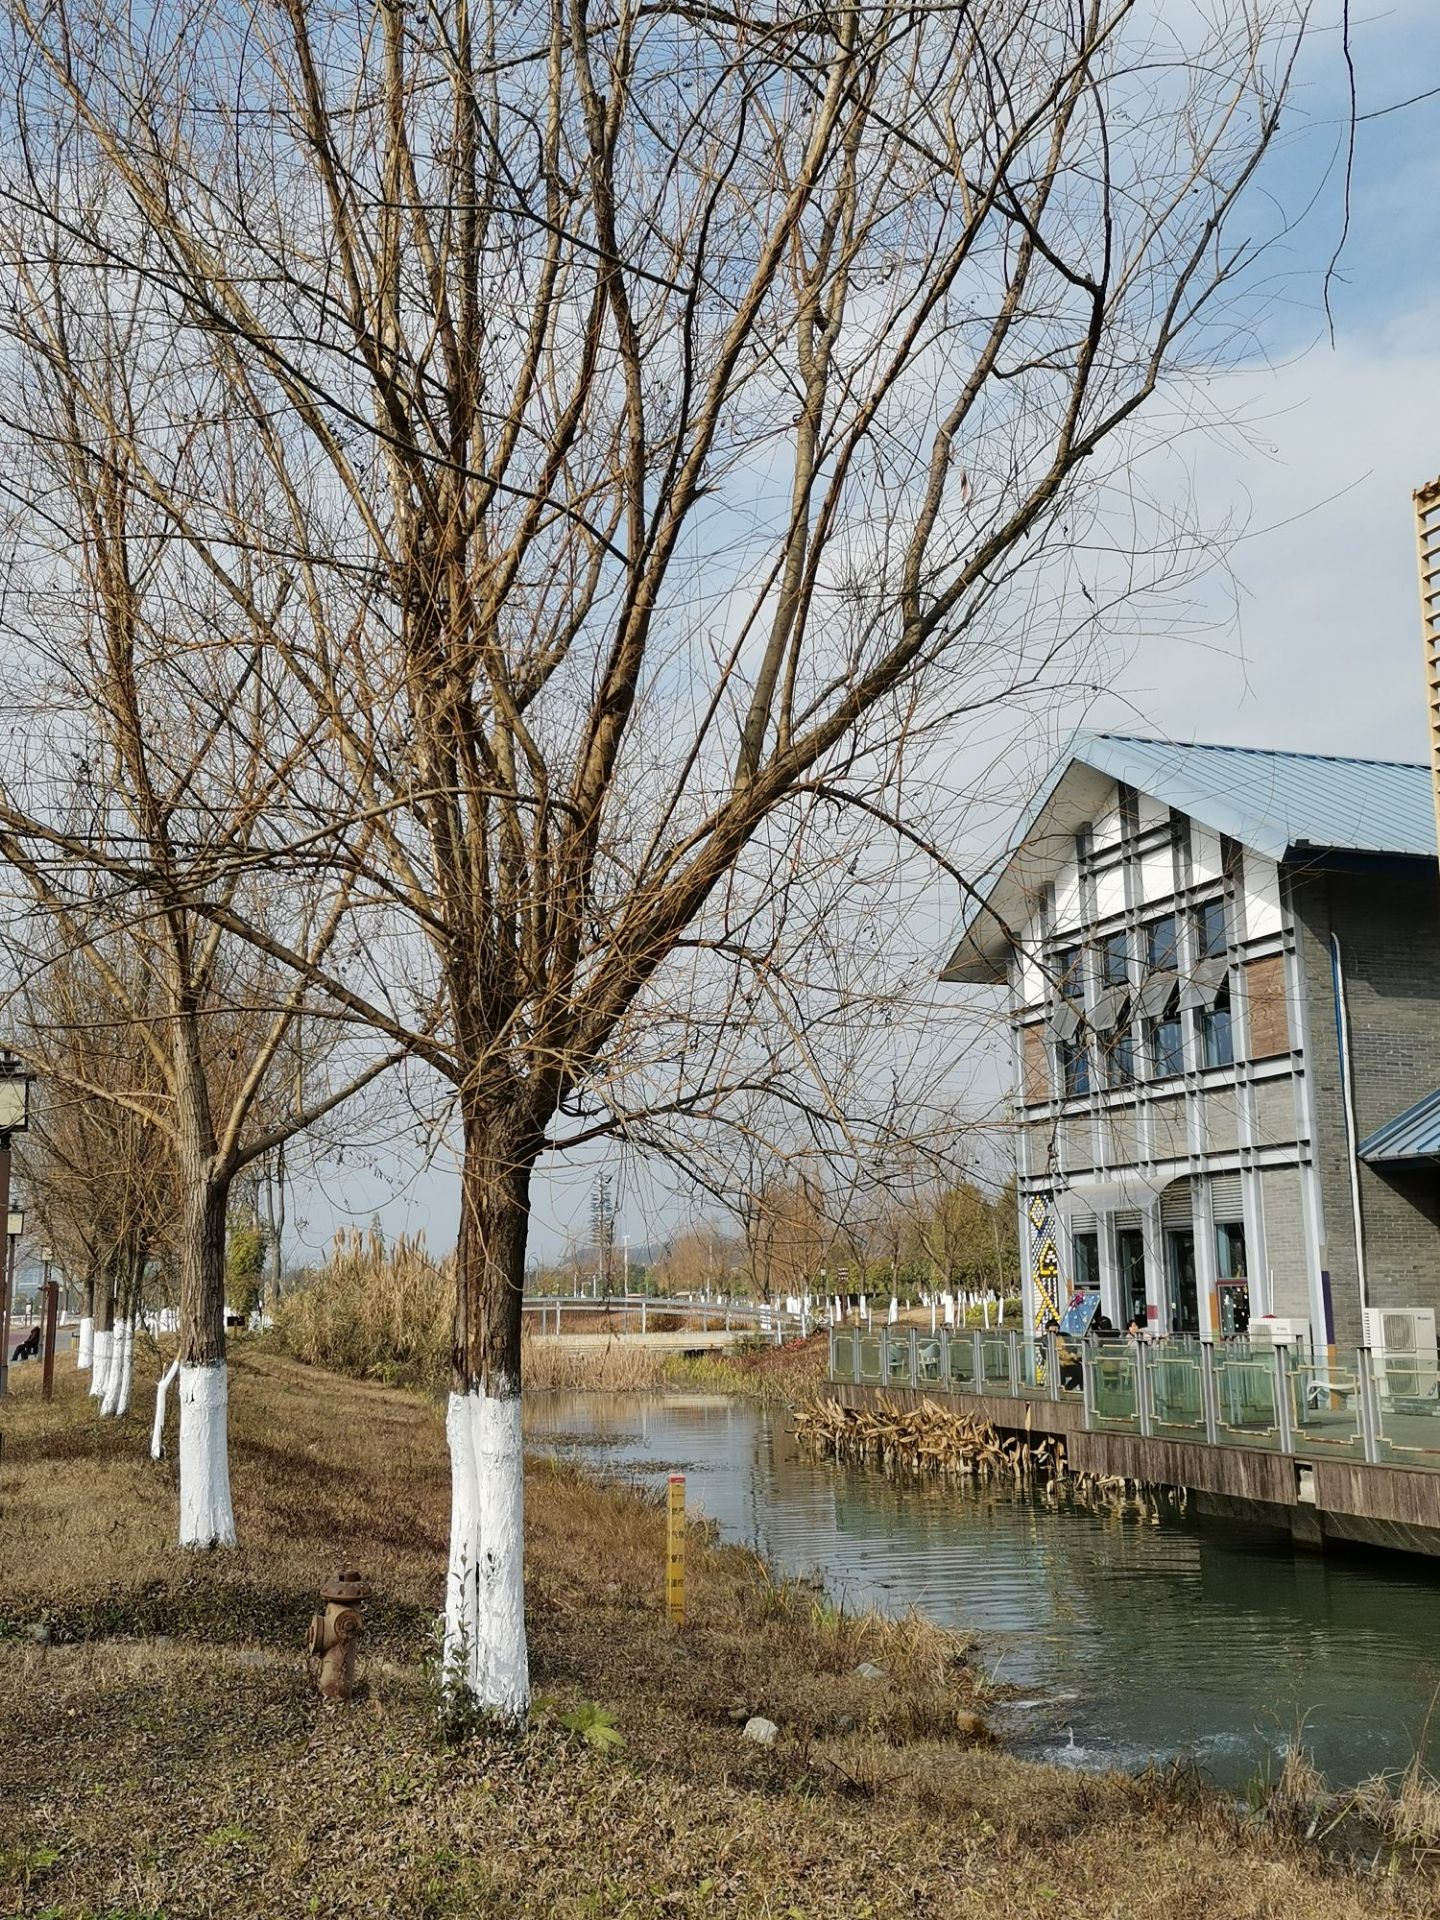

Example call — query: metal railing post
[940,1328,951,1390]
[972,1329,983,1396]
[1007,1329,1020,1397]
[1136,1342,1153,1438]
[1045,1328,1060,1401]
[1358,1346,1382,1465]
[1199,1340,1220,1446]
[828,1327,837,1381]
[1273,1344,1295,1454]
[1081,1342,1096,1432]
[908,1325,918,1387]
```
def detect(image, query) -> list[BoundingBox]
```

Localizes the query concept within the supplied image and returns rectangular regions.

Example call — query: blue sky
[292,2,1440,1269]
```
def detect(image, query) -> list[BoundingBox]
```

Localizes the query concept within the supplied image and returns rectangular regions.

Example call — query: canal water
[525,1389,1440,1789]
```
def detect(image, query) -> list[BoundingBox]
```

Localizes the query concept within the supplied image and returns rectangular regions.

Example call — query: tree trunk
[443,1102,538,1722]
[177,1174,234,1548]
[76,1267,97,1372]
[88,1267,116,1400]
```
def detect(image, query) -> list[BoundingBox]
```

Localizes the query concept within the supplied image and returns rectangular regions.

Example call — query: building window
[1059,1036,1091,1097]
[1216,1221,1246,1280]
[1194,898,1227,960]
[1200,989,1233,1069]
[1057,945,1084,1002]
[1073,1232,1100,1294]
[1147,995,1184,1076]
[1101,931,1130,988]
[1145,914,1178,973]
[1117,1228,1147,1326]
[1117,782,1140,836]
[1215,1222,1250,1336]
[1105,1025,1136,1087]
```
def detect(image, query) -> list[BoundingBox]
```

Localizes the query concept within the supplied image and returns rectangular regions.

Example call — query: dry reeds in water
[794,1395,1065,1485]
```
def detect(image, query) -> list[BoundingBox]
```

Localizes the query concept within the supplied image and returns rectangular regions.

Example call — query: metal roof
[942,731,1437,985]
[1359,1088,1440,1166]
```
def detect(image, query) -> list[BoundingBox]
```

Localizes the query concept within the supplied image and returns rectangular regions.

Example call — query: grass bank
[0,1345,1431,1918]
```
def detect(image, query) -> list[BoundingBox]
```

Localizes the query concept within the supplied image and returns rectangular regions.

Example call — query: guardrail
[525,1293,816,1343]
[828,1327,1440,1472]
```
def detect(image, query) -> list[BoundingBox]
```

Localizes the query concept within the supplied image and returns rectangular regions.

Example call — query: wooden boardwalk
[829,1374,1440,1559]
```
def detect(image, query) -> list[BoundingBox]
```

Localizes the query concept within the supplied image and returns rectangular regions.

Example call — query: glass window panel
[1061,1038,1091,1096]
[1106,1025,1136,1086]
[1146,914,1178,972]
[1147,1002,1184,1076]
[1201,992,1233,1069]
[1057,945,1084,1001]
[1195,898,1227,959]
[1102,933,1130,987]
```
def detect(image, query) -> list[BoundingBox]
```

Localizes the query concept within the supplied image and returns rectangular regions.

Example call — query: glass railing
[1289,1357,1365,1458]
[1214,1349,1281,1449]
[1090,1343,1139,1428]
[1373,1348,1440,1466]
[1149,1349,1206,1437]
[824,1331,1440,1474]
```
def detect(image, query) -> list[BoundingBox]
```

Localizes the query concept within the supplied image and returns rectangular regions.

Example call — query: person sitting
[11,1326,40,1362]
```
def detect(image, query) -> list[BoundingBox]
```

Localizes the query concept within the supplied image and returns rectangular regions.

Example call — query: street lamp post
[1,1206,24,1396]
[0,1055,35,1398]
[40,1243,57,1402]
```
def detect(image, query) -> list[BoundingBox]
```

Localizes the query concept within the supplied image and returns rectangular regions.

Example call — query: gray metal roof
[943,731,1437,985]
[1359,1089,1440,1165]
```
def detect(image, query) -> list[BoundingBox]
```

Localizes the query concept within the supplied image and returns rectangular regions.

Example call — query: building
[942,733,1440,1350]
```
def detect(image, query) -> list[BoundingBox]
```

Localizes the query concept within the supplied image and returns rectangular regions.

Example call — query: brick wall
[1292,863,1440,1345]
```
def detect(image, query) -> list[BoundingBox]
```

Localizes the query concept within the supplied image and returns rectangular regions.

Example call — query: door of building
[1167,1229,1200,1334]
[1116,1228,1147,1327]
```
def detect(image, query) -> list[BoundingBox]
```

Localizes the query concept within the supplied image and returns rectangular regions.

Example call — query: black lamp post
[0,1056,34,1397]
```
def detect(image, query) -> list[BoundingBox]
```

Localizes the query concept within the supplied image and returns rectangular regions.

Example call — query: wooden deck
[829,1380,1440,1558]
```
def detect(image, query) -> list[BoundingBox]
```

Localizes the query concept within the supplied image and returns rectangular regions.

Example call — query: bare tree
[0,0,1307,1709]
[0,252,401,1541]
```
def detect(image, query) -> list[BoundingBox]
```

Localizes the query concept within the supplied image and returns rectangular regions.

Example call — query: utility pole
[0,1055,34,1398]
[590,1174,615,1295]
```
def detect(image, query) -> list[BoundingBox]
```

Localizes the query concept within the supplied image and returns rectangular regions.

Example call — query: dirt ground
[0,1344,1429,1918]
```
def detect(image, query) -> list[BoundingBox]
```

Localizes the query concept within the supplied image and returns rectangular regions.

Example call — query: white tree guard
[76,1316,94,1371]
[88,1327,113,1399]
[151,1356,181,1460]
[178,1362,236,1548]
[443,1386,529,1721]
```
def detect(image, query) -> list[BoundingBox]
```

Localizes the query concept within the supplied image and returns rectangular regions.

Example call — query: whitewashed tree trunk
[88,1327,113,1399]
[76,1316,94,1371]
[443,1386,528,1721]
[113,1319,135,1416]
[151,1355,181,1460]
[100,1323,122,1415]
[178,1361,236,1548]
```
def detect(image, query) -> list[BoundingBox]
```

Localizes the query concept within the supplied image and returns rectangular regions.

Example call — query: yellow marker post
[666,1472,686,1626]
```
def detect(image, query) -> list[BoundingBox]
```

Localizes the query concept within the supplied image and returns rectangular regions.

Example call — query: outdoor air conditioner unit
[1250,1316,1309,1350]
[1363,1308,1439,1400]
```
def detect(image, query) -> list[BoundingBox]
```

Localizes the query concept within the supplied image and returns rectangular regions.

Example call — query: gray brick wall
[1258,1167,1309,1322]
[1292,864,1440,1347]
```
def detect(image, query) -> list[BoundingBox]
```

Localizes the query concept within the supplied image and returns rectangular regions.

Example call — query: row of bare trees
[650,1174,1018,1303]
[0,0,1309,1715]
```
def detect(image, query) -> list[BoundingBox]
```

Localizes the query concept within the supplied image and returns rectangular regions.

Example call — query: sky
[282,0,1440,1273]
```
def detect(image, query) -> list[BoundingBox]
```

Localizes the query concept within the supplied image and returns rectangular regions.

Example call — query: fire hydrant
[307,1569,371,1702]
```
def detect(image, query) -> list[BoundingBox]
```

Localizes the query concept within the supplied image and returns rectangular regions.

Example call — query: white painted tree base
[76,1316,94,1371]
[88,1328,113,1399]
[151,1356,181,1459]
[178,1363,236,1548]
[443,1387,529,1722]
[101,1319,134,1417]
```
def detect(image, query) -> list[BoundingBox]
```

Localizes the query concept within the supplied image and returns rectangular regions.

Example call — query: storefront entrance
[1116,1228,1147,1328]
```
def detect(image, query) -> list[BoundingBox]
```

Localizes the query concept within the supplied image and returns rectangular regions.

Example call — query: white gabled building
[943,733,1440,1352]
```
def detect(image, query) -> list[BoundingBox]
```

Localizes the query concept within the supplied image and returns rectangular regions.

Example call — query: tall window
[1057,945,1084,1002]
[1101,931,1130,987]
[1147,995,1184,1076]
[1117,782,1140,836]
[1146,914,1178,973]
[1073,1232,1100,1294]
[1106,1025,1136,1087]
[1060,1036,1091,1097]
[1215,1222,1247,1280]
[1200,990,1234,1069]
[1194,898,1227,959]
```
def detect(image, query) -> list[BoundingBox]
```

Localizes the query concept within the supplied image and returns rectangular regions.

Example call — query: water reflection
[525,1389,1440,1787]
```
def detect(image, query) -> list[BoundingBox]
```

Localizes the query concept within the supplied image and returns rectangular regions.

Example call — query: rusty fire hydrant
[308,1569,372,1702]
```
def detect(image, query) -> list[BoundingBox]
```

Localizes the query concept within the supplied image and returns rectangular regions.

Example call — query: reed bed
[520,1334,672,1392]
[270,1230,452,1388]
[795,1394,1173,1519]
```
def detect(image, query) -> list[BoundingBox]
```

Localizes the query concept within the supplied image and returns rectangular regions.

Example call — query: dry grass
[0,1345,1432,1918]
